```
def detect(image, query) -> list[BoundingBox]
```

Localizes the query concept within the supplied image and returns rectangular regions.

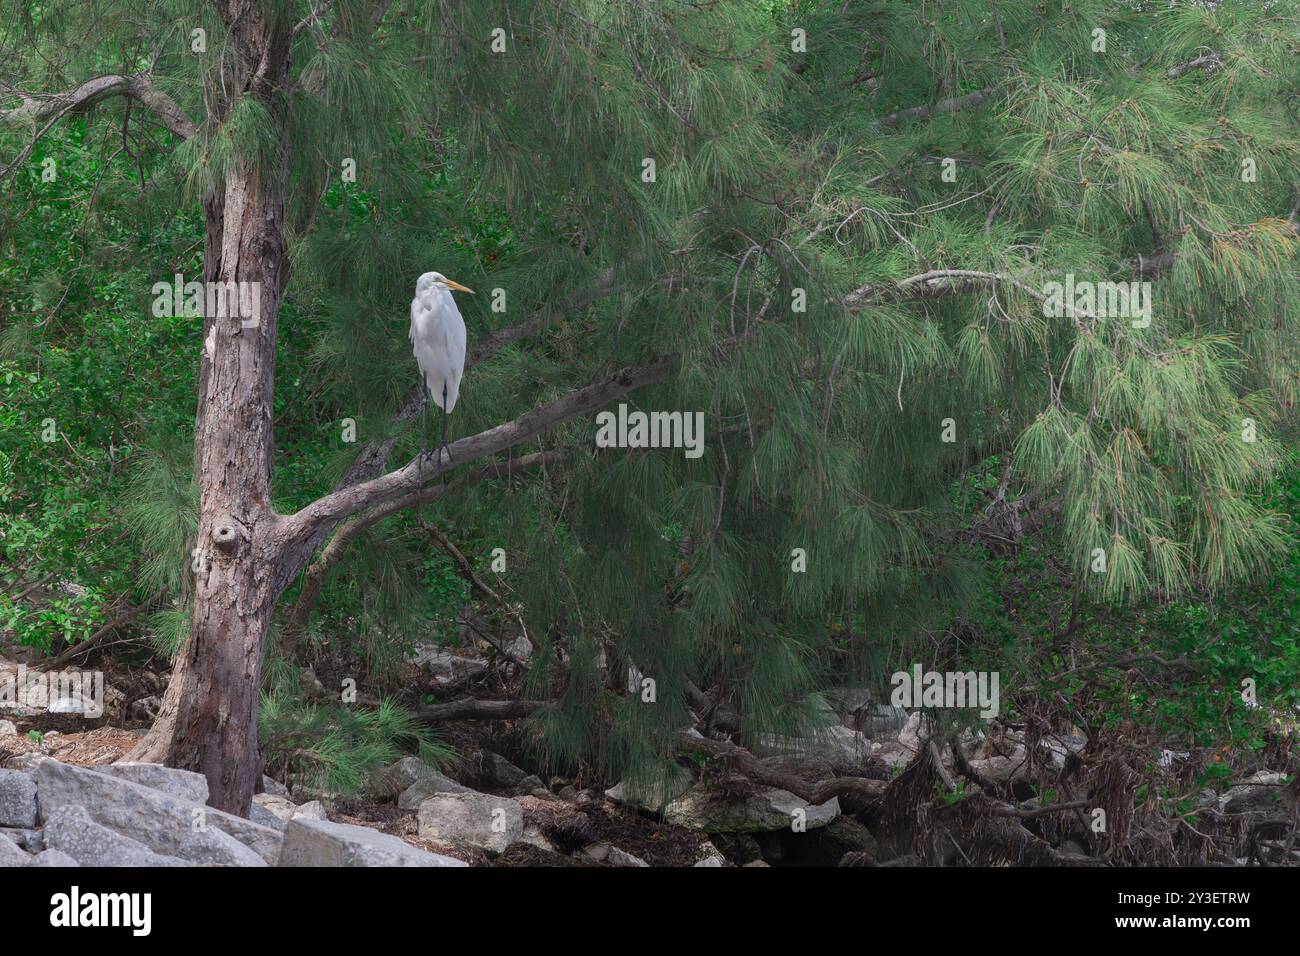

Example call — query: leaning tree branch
[879,86,997,128]
[0,73,196,182]
[1167,52,1222,80]
[34,595,159,672]
[280,451,560,655]
[277,360,672,574]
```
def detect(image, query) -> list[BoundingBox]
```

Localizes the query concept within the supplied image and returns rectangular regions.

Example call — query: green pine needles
[2,0,1297,788]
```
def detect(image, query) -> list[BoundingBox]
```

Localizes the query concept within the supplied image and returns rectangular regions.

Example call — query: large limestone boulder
[36,760,282,864]
[43,805,190,867]
[277,818,468,867]
[416,792,524,855]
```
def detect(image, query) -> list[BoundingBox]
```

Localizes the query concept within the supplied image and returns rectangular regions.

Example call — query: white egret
[410,271,474,466]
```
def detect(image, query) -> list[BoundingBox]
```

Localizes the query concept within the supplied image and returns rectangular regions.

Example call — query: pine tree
[2,0,1296,813]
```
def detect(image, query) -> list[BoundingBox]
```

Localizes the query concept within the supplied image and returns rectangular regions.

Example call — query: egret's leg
[437,382,453,466]
[420,374,432,464]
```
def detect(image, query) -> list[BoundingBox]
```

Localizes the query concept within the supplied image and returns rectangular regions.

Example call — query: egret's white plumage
[409,271,474,463]
[410,271,470,413]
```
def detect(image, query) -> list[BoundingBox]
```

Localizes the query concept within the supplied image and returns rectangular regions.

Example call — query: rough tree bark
[125,3,294,815]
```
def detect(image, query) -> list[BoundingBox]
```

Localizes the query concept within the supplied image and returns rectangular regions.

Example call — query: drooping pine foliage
[2,1,1297,787]
[259,689,454,797]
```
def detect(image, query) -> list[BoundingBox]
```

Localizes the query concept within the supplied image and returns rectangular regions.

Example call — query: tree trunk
[128,151,290,817]
[124,5,297,817]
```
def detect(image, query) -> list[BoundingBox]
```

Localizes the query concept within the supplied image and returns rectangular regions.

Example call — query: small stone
[581,841,649,866]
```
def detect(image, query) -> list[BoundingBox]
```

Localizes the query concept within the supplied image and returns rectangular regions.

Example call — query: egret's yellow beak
[441,278,475,294]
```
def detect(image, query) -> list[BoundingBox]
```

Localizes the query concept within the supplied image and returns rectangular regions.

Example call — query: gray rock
[98,762,209,803]
[829,686,875,714]
[0,827,42,853]
[128,696,161,721]
[0,720,16,736]
[581,841,649,866]
[966,743,1032,787]
[397,771,473,810]
[28,848,79,867]
[292,800,327,822]
[503,635,533,662]
[478,754,533,790]
[872,740,913,770]
[1222,772,1287,813]
[858,704,909,738]
[43,806,190,867]
[0,769,39,827]
[5,753,49,773]
[813,815,878,866]
[407,647,488,683]
[278,818,468,867]
[371,756,463,799]
[249,802,288,831]
[250,792,325,827]
[0,834,31,867]
[603,767,691,813]
[36,760,282,863]
[171,825,268,867]
[261,775,291,797]
[1039,732,1087,770]
[694,841,727,867]
[897,711,929,754]
[417,792,524,854]
[518,822,556,852]
[663,786,840,833]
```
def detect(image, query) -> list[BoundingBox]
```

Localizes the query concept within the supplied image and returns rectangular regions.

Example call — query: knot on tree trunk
[212,521,245,553]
